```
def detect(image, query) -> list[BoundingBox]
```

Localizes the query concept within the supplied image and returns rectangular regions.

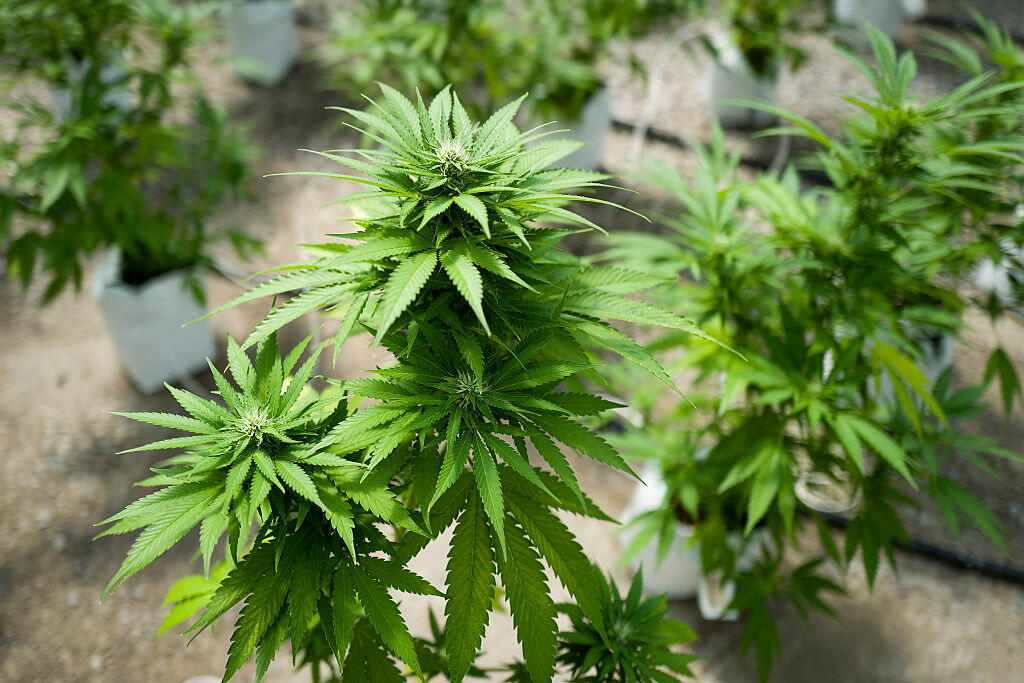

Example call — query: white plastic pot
[49,59,132,121]
[973,256,1016,304]
[620,464,771,614]
[902,0,927,20]
[795,470,862,515]
[697,569,738,621]
[696,528,769,621]
[972,230,1024,314]
[93,250,215,394]
[223,1,299,86]
[620,464,704,600]
[704,35,778,130]
[551,86,611,171]
[834,0,906,42]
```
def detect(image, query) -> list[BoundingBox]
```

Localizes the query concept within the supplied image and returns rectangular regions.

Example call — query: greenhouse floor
[3,1,1024,681]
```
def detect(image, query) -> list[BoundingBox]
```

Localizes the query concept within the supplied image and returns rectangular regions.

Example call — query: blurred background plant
[603,27,1024,678]
[704,0,820,80]
[923,9,1024,320]
[698,0,830,129]
[316,0,702,125]
[0,0,260,303]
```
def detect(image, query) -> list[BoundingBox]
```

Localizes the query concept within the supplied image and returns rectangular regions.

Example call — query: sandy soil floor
[2,2,1023,682]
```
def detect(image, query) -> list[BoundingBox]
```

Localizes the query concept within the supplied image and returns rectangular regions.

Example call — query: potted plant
[702,0,814,129]
[221,0,299,86]
[0,0,137,118]
[317,0,699,170]
[925,12,1024,322]
[617,437,777,618]
[317,0,603,165]
[0,0,260,393]
[517,5,611,171]
[517,0,703,170]
[616,430,840,631]
[604,27,1024,668]
[97,86,711,681]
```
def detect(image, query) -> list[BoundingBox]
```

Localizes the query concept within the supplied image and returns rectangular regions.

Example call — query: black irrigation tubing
[608,118,835,187]
[820,513,1024,586]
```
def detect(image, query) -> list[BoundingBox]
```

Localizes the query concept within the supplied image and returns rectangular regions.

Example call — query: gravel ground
[2,3,1023,682]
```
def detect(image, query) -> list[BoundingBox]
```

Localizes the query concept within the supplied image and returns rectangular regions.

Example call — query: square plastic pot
[620,464,704,600]
[834,0,906,43]
[555,86,611,171]
[48,59,132,121]
[93,250,215,394]
[223,1,299,86]
[704,36,778,130]
[620,462,770,617]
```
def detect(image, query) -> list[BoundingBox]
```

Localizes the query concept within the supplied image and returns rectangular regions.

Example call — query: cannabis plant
[101,86,708,681]
[0,0,134,72]
[163,566,696,682]
[704,0,818,79]
[0,0,257,302]
[317,0,696,124]
[317,0,588,122]
[606,27,1024,675]
[922,10,1024,319]
[581,0,704,48]
[552,570,698,682]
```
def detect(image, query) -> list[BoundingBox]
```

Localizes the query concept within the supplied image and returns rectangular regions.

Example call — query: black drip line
[608,118,833,186]
[821,513,1024,585]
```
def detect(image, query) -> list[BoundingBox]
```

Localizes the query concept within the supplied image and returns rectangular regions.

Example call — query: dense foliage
[608,27,1024,678]
[0,0,257,302]
[552,570,698,682]
[707,0,818,78]
[317,0,698,122]
[924,10,1024,318]
[70,6,1024,681]
[101,86,709,681]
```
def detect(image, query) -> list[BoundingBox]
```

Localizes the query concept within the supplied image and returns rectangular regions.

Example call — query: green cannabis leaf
[105,86,706,681]
[556,571,698,682]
